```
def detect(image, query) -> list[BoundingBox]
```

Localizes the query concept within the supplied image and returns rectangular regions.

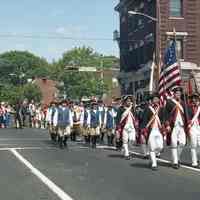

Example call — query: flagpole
[173,27,189,120]
[155,0,161,91]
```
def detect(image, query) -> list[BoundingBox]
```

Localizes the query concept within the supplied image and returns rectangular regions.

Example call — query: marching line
[10,149,75,200]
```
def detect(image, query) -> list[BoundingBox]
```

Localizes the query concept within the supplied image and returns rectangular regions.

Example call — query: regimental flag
[158,40,182,105]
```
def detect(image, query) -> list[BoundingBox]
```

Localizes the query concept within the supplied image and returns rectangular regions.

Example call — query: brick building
[33,78,59,105]
[115,0,200,100]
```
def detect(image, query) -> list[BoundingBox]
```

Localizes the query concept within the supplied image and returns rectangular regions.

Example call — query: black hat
[172,86,182,92]
[50,100,57,105]
[122,95,134,102]
[97,99,103,104]
[91,101,98,106]
[190,93,200,99]
[61,99,68,104]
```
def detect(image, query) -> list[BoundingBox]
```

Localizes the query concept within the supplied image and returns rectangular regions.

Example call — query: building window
[169,39,183,59]
[170,0,182,17]
[176,39,183,59]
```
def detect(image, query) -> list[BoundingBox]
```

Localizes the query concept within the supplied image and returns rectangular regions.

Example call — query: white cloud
[55,27,65,34]
[55,25,88,37]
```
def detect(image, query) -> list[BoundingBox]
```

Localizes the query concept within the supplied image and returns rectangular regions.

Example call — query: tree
[22,83,42,102]
[53,46,119,73]
[58,71,107,100]
[0,51,50,85]
[0,83,42,104]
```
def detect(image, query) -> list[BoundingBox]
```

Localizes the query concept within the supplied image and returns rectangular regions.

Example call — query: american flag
[158,40,182,105]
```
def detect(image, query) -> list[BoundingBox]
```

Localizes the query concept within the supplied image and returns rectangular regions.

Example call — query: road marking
[0,138,49,141]
[10,149,75,200]
[95,145,200,173]
[129,150,200,173]
[0,147,56,151]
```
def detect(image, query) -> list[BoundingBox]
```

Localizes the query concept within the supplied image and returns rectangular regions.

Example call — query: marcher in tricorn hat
[46,100,58,142]
[164,86,187,169]
[187,93,200,168]
[82,101,91,145]
[140,92,164,170]
[103,103,117,146]
[57,99,73,149]
[97,99,106,144]
[88,101,102,148]
[115,95,138,160]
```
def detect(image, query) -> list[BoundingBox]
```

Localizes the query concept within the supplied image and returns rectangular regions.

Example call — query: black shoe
[156,154,161,158]
[172,164,180,169]
[125,155,131,160]
[192,164,200,169]
[143,155,149,160]
[151,166,158,171]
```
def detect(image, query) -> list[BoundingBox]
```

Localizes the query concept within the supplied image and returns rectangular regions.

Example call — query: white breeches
[171,125,186,164]
[190,125,200,166]
[122,127,136,157]
[148,128,163,153]
[148,128,163,167]
[171,125,186,147]
[58,126,71,137]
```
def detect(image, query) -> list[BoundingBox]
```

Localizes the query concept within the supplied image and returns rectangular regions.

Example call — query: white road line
[95,145,200,173]
[0,138,49,141]
[10,149,74,200]
[130,150,200,173]
[0,147,56,151]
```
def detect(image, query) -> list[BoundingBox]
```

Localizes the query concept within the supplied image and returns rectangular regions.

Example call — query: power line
[0,34,113,41]
[0,33,140,42]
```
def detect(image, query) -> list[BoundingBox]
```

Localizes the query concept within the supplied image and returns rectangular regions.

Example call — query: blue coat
[90,110,100,128]
[57,107,71,127]
[105,110,115,129]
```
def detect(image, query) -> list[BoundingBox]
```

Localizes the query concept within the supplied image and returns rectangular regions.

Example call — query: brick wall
[34,78,58,105]
[159,0,200,66]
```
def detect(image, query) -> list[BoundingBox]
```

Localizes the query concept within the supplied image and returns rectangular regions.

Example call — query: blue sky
[0,0,119,62]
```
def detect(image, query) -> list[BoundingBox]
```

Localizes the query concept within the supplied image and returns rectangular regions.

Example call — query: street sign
[78,67,97,72]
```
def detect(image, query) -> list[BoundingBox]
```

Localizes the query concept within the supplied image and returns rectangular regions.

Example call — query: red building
[33,78,58,105]
[115,0,200,99]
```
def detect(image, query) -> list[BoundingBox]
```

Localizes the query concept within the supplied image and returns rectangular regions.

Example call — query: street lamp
[128,11,158,22]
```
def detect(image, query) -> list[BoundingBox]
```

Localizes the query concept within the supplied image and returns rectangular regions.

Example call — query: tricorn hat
[190,93,200,99]
[172,86,182,93]
[122,95,134,102]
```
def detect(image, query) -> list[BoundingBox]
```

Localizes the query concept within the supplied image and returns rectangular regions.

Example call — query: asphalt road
[0,128,200,200]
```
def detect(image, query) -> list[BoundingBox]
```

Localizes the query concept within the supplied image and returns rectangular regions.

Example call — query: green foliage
[0,47,119,101]
[0,83,42,104]
[54,46,118,71]
[59,71,107,100]
[50,46,118,99]
[22,83,42,102]
[0,85,23,104]
[0,50,49,84]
